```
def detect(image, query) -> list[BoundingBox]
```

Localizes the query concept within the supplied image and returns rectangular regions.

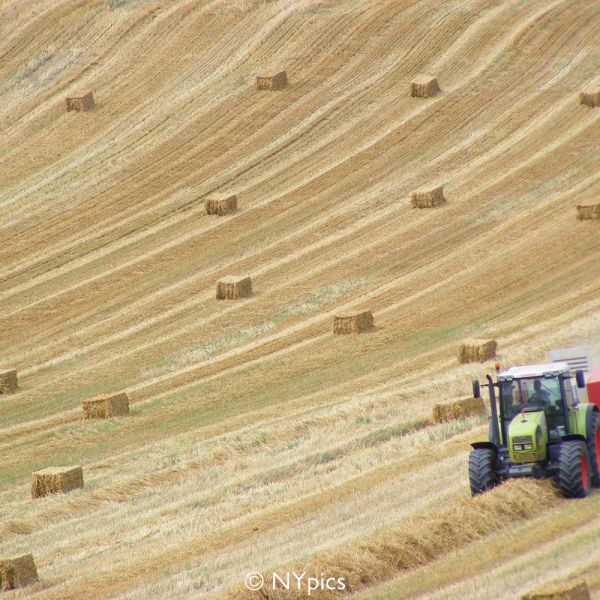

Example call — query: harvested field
[332,310,374,334]
[82,392,130,419]
[0,554,38,591]
[0,369,18,394]
[458,339,498,364]
[410,74,440,98]
[31,465,84,498]
[522,579,591,600]
[411,185,446,208]
[216,276,253,300]
[256,71,288,90]
[65,91,95,112]
[432,396,486,424]
[580,90,600,108]
[1,1,600,599]
[204,195,238,216]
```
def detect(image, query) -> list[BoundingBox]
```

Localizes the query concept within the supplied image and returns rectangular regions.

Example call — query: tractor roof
[498,362,571,380]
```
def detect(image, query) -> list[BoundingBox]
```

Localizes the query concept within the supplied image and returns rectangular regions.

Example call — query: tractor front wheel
[585,410,600,487]
[557,440,591,499]
[469,448,497,496]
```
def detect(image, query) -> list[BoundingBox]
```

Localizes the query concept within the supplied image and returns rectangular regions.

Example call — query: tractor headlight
[523,443,533,450]
[513,444,523,451]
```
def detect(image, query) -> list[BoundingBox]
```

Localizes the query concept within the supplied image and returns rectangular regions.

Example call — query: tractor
[469,361,600,498]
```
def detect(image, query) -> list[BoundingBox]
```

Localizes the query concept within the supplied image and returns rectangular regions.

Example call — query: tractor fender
[471,441,498,453]
[561,434,586,443]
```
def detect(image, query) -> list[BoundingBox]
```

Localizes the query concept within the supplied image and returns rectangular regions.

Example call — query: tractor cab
[469,361,599,499]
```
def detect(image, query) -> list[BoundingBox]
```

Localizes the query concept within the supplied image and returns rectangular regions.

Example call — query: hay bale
[333,311,374,334]
[522,579,590,600]
[432,396,486,424]
[576,203,600,220]
[65,91,95,112]
[0,369,18,394]
[216,276,253,300]
[579,89,600,108]
[256,71,288,91]
[31,466,84,499]
[204,195,237,216]
[411,185,446,208]
[410,74,440,98]
[82,392,130,420]
[458,339,497,364]
[0,554,38,591]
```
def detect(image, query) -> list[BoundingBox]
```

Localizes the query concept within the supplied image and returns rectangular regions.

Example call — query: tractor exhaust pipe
[486,374,501,445]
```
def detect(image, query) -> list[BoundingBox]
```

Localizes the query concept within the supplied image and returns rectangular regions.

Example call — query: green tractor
[469,361,600,498]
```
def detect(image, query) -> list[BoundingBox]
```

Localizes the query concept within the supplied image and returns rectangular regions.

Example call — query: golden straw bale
[256,71,288,90]
[204,195,237,216]
[410,74,440,98]
[65,91,95,112]
[216,276,253,300]
[576,204,600,220]
[82,392,130,420]
[0,369,18,394]
[411,186,446,208]
[458,339,497,364]
[31,466,84,499]
[333,311,374,334]
[0,554,38,591]
[579,89,600,108]
[522,579,590,600]
[432,396,486,424]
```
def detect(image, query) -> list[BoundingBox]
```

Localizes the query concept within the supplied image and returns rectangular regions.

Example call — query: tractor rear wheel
[557,440,591,498]
[469,448,497,495]
[584,410,600,487]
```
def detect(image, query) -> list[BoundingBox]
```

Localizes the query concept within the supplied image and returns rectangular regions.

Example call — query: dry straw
[576,204,600,220]
[432,396,486,423]
[82,392,130,419]
[522,579,590,600]
[333,311,374,334]
[65,91,95,112]
[0,554,38,591]
[0,369,18,394]
[216,276,253,300]
[204,195,237,216]
[579,89,600,108]
[458,339,497,364]
[256,71,288,91]
[226,480,559,599]
[31,466,84,499]
[410,74,440,97]
[411,185,446,208]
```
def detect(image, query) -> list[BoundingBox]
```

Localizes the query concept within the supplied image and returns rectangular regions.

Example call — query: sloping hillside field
[1,0,600,598]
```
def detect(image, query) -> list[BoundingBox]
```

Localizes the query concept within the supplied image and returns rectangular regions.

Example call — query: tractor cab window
[499,377,565,436]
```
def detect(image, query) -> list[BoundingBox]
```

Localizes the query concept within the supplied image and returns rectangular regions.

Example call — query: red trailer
[588,362,600,410]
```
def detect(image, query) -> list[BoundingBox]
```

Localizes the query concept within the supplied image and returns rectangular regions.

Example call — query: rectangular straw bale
[204,195,237,216]
[579,89,600,108]
[31,466,84,499]
[432,396,486,424]
[65,91,95,112]
[522,579,590,600]
[576,204,600,220]
[0,369,18,394]
[333,311,374,334]
[82,392,130,420]
[216,276,253,299]
[410,74,440,98]
[411,186,446,208]
[256,71,288,90]
[0,554,38,591]
[458,339,497,364]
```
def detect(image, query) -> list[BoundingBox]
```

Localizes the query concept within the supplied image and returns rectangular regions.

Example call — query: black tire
[584,409,600,487]
[557,440,591,498]
[469,448,497,495]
